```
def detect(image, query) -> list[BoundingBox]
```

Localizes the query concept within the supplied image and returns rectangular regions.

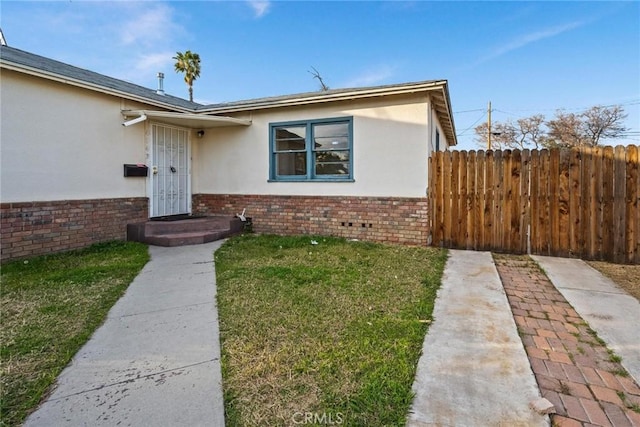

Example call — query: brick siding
[193,194,429,245]
[1,197,148,262]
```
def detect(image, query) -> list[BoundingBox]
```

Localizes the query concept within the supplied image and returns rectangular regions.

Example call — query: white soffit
[122,110,251,129]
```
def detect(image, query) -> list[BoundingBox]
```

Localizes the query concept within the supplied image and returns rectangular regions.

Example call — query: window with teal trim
[270,117,353,181]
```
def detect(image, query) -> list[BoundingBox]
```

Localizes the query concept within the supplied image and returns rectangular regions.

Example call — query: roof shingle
[0,45,199,110]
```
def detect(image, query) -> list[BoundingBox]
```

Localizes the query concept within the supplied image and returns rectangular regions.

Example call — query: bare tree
[474,105,627,149]
[581,105,627,145]
[474,115,545,149]
[474,122,515,149]
[546,111,589,147]
[515,115,546,149]
[546,106,627,147]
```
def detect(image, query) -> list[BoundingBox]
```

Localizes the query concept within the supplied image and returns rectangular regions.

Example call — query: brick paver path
[494,254,640,427]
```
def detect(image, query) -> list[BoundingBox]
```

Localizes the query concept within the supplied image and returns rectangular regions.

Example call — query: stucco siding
[0,71,147,202]
[193,94,430,198]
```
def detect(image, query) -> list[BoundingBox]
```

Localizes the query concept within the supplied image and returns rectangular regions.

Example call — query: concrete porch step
[143,230,227,247]
[127,215,244,247]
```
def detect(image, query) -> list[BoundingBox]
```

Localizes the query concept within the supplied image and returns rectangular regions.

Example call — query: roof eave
[198,80,449,114]
[199,80,457,146]
[0,61,194,114]
[2,54,457,145]
[430,83,458,146]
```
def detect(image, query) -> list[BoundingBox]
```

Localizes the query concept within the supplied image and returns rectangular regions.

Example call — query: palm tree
[173,50,201,102]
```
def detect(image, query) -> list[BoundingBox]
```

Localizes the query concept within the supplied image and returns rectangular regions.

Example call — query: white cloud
[134,52,176,75]
[105,51,176,89]
[105,4,187,88]
[247,0,271,18]
[475,21,585,65]
[342,65,396,88]
[119,4,181,46]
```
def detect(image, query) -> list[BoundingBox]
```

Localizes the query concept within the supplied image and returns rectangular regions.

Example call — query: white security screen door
[151,124,191,217]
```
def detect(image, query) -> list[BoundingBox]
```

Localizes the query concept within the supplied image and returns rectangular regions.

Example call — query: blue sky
[1,1,638,150]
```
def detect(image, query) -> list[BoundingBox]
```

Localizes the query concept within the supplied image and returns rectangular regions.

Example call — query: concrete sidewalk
[533,255,640,384]
[25,241,226,427]
[408,250,548,426]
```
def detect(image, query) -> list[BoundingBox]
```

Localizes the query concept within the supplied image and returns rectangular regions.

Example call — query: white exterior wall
[0,71,148,202]
[434,114,450,151]
[1,70,450,203]
[427,96,450,155]
[424,95,450,196]
[193,94,432,198]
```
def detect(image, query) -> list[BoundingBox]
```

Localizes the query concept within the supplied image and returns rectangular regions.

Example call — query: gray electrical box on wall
[124,164,148,177]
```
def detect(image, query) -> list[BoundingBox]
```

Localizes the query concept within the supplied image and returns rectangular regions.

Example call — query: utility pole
[487,101,492,150]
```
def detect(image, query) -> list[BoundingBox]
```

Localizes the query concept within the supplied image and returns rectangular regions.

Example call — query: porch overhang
[121,110,252,129]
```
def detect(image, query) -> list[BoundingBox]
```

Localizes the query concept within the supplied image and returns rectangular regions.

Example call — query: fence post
[600,147,612,260]
[484,150,495,251]
[626,145,639,263]
[521,149,531,254]
[476,150,486,251]
[569,149,582,258]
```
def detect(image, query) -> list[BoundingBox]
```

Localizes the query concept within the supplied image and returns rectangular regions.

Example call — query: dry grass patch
[215,235,447,426]
[0,242,149,427]
[587,261,640,301]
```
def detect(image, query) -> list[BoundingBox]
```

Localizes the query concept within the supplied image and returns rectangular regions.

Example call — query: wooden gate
[428,146,639,264]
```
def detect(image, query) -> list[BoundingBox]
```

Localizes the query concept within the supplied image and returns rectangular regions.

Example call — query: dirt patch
[587,261,640,302]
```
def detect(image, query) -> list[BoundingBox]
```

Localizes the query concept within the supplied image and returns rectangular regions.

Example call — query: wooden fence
[428,145,639,264]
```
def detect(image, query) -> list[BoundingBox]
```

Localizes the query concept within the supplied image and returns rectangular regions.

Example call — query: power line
[492,99,640,114]
[455,101,638,141]
[459,99,640,119]
[493,108,526,119]
[454,108,485,114]
[456,111,487,136]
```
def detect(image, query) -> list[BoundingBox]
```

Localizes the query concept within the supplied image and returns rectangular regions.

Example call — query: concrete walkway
[25,241,226,427]
[533,255,640,384]
[21,241,639,426]
[408,250,548,426]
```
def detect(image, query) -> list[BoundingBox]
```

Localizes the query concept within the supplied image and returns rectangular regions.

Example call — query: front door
[150,124,191,217]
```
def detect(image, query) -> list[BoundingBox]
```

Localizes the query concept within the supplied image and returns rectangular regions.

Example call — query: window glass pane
[270,119,352,180]
[275,126,306,151]
[313,123,349,150]
[315,151,349,175]
[276,152,307,175]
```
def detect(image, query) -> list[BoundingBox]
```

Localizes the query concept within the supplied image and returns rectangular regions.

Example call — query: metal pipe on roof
[157,72,165,95]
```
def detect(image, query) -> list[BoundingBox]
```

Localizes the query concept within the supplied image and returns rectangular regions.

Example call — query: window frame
[269,116,354,182]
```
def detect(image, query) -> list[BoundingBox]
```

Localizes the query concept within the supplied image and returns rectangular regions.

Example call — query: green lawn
[214,235,447,426]
[0,241,149,427]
